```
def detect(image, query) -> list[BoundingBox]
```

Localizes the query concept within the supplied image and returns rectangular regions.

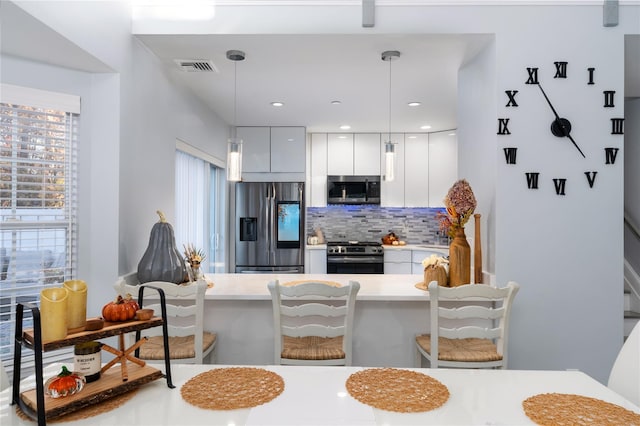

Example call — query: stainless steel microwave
[327,175,381,205]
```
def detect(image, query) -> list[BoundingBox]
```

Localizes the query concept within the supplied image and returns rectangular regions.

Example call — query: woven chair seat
[139,332,217,360]
[415,335,502,362]
[281,336,345,360]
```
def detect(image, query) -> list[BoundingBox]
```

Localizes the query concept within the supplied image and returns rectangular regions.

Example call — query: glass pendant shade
[226,137,243,182]
[385,140,395,182]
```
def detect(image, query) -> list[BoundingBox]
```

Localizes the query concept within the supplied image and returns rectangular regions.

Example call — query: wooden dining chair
[114,273,217,364]
[415,280,520,369]
[608,320,640,406]
[268,280,360,366]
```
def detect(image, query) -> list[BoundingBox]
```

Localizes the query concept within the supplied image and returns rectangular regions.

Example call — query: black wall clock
[498,61,624,196]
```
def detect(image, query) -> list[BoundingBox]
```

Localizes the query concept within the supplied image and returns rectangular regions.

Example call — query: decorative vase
[190,262,203,281]
[448,226,471,287]
[474,213,483,284]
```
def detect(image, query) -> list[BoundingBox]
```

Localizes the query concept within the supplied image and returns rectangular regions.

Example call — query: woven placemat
[523,393,640,425]
[16,389,138,423]
[181,367,284,410]
[282,280,341,287]
[346,368,449,413]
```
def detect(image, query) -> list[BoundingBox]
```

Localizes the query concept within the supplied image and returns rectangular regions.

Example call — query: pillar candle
[64,280,87,330]
[40,287,68,342]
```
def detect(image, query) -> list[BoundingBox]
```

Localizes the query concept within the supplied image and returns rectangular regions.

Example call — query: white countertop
[204,273,430,301]
[4,363,638,426]
[305,244,448,251]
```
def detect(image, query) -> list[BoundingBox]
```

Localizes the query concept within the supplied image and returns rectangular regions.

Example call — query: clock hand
[565,132,586,158]
[536,83,562,122]
[537,83,586,158]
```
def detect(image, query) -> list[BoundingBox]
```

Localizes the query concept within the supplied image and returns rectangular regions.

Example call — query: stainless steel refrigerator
[234,182,305,273]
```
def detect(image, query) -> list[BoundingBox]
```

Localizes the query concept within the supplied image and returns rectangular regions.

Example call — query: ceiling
[1,2,638,135]
[136,33,493,134]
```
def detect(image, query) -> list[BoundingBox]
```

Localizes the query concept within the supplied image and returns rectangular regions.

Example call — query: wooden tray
[20,364,163,419]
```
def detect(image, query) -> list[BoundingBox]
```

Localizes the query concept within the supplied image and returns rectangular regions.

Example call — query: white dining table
[2,363,639,426]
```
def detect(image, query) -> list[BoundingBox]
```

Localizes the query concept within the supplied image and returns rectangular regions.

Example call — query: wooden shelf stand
[11,285,175,426]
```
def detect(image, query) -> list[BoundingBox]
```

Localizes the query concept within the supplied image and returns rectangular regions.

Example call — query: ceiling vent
[174,59,218,73]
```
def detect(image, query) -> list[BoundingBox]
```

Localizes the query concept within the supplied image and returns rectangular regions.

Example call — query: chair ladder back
[268,280,360,365]
[427,281,520,369]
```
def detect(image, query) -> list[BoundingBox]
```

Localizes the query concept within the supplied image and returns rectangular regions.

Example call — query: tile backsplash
[306,205,449,245]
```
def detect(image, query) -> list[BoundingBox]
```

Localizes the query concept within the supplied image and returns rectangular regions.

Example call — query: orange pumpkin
[101,294,140,322]
[45,365,85,398]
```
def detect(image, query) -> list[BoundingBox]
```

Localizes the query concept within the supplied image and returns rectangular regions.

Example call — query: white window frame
[0,84,80,376]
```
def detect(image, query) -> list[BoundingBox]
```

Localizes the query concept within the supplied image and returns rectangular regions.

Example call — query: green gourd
[137,211,187,284]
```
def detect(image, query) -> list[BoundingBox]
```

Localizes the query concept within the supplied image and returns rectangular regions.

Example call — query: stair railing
[624,211,640,311]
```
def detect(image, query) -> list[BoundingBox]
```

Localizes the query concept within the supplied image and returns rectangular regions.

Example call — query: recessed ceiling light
[408,102,421,107]
[449,132,456,136]
[270,102,284,107]
[338,135,348,139]
[420,125,432,130]
[340,125,351,130]
[331,100,342,105]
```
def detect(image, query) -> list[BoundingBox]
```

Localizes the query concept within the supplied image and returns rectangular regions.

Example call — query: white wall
[457,39,497,277]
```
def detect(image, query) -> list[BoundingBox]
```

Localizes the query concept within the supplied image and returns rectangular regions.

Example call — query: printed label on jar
[74,353,101,376]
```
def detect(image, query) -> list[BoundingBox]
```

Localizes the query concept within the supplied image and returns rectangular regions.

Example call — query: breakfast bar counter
[204,273,429,301]
[203,273,435,367]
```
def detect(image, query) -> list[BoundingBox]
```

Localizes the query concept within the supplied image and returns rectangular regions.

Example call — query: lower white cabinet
[383,249,412,274]
[306,248,327,274]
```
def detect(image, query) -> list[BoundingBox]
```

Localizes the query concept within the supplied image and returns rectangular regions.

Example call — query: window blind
[0,85,79,374]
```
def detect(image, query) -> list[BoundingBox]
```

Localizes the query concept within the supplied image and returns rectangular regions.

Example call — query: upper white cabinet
[308,131,456,207]
[327,133,380,176]
[354,133,381,175]
[327,133,353,175]
[238,126,270,173]
[428,130,458,207]
[309,133,327,207]
[404,134,430,207]
[380,133,405,207]
[237,126,306,176]
[271,127,306,173]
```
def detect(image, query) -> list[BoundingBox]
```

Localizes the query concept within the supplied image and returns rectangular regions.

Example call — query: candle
[64,280,87,330]
[40,287,68,342]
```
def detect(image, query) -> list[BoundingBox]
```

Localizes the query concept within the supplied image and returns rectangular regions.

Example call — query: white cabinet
[380,133,405,207]
[354,133,380,175]
[238,126,270,173]
[404,134,430,207]
[327,133,380,176]
[309,133,327,207]
[428,130,458,207]
[238,126,306,175]
[327,133,353,175]
[271,127,306,173]
[305,248,327,274]
[383,249,412,274]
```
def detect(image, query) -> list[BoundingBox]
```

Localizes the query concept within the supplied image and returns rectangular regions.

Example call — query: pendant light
[226,49,246,182]
[382,50,400,182]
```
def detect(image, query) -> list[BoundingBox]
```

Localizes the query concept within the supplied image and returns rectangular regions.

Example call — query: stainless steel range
[326,241,384,274]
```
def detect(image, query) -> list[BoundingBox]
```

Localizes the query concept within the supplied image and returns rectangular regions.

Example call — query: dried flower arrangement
[421,254,449,269]
[183,244,206,268]
[438,179,477,238]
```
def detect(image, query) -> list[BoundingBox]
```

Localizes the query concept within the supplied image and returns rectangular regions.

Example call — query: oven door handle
[326,256,382,263]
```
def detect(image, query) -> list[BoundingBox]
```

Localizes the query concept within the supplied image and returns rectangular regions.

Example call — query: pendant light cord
[233,60,237,139]
[388,56,392,140]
